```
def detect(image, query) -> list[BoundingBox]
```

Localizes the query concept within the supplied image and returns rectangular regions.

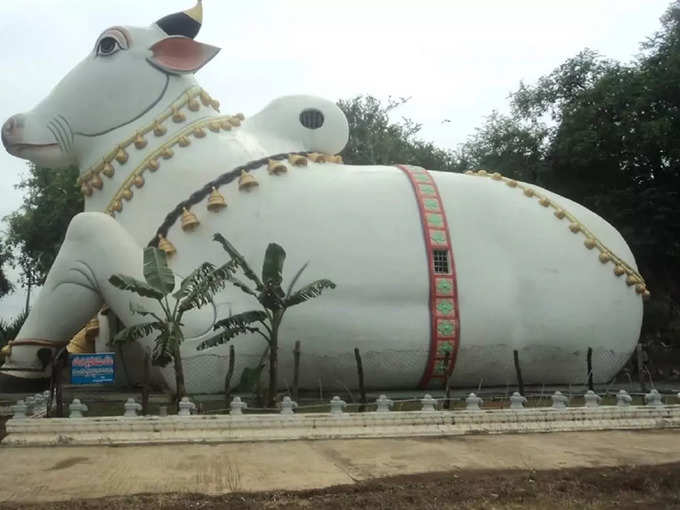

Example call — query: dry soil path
[1,430,679,504]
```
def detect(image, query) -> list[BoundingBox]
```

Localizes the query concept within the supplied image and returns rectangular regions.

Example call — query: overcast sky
[0,0,672,317]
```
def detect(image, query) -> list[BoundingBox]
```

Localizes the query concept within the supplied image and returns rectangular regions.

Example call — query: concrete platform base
[3,405,680,446]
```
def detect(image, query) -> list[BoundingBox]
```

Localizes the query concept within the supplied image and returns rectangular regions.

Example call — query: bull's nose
[2,114,24,147]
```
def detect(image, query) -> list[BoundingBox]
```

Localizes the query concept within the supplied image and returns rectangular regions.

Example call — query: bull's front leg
[1,212,212,382]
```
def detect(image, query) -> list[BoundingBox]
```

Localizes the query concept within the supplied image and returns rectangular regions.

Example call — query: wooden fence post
[513,349,525,396]
[224,344,235,403]
[142,349,151,416]
[293,341,301,402]
[587,347,594,391]
[354,348,367,412]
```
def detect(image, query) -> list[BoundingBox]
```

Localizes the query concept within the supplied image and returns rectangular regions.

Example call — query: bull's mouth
[6,142,59,157]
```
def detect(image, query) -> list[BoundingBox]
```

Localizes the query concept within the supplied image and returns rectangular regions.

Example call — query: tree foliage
[199,234,336,407]
[4,165,82,286]
[338,96,461,171]
[109,247,232,406]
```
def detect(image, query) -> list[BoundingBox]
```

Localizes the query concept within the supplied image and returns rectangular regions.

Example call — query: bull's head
[1,1,219,169]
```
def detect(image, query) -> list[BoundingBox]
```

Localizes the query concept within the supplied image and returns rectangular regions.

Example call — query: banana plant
[198,233,336,407]
[109,246,231,406]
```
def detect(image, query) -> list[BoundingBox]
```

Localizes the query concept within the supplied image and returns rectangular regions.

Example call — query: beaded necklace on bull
[76,85,341,257]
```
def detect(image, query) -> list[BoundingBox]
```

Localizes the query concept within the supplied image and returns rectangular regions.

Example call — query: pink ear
[148,36,220,74]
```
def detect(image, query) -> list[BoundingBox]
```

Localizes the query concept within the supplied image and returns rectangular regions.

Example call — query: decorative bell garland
[464,169,649,299]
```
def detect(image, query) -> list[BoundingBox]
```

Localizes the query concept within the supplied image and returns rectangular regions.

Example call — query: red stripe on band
[396,165,461,388]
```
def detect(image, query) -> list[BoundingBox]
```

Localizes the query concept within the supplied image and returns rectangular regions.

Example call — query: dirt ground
[1,462,679,510]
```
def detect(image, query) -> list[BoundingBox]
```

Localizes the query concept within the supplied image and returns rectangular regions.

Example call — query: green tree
[5,165,82,286]
[0,238,13,298]
[337,95,461,171]
[198,234,336,407]
[109,246,231,407]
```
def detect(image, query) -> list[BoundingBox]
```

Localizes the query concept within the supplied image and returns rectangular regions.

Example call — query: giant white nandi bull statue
[1,2,647,394]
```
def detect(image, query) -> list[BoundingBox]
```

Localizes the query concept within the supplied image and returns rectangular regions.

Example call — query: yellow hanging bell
[288,154,308,167]
[181,207,200,231]
[158,234,176,255]
[239,170,259,191]
[267,159,287,175]
[207,187,227,211]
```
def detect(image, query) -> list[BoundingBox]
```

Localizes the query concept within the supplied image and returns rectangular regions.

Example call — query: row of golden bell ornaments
[156,152,342,256]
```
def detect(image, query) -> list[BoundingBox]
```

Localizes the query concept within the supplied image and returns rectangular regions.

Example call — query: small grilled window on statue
[299,108,324,129]
[433,250,449,274]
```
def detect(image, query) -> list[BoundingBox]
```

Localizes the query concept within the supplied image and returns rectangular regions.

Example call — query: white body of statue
[0,3,645,393]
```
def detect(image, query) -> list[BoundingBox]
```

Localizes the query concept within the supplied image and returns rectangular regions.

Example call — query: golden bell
[626,274,639,286]
[207,187,227,212]
[539,197,550,207]
[328,154,343,164]
[1,343,11,358]
[464,170,474,175]
[307,152,327,163]
[220,119,232,131]
[239,170,259,191]
[91,174,103,190]
[178,136,191,147]
[161,148,174,160]
[598,252,611,263]
[506,180,518,188]
[193,127,206,138]
[188,97,200,111]
[210,99,221,112]
[153,122,167,137]
[268,159,287,175]
[208,121,221,132]
[102,162,115,177]
[568,223,581,233]
[81,183,93,196]
[288,154,308,167]
[134,134,147,149]
[554,209,566,219]
[235,112,245,121]
[635,283,646,294]
[181,207,200,231]
[147,159,159,171]
[133,175,145,188]
[491,172,502,180]
[200,90,211,106]
[477,169,488,176]
[228,117,241,127]
[172,107,186,123]
[85,317,100,339]
[642,289,651,301]
[112,200,122,212]
[613,265,625,276]
[158,234,176,255]
[583,238,596,249]
[523,188,534,197]
[115,148,128,164]
[122,188,133,201]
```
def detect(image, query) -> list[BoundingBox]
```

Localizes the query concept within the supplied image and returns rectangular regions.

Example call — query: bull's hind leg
[2,212,211,377]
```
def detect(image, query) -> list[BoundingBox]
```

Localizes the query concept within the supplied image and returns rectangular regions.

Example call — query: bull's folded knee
[65,212,122,243]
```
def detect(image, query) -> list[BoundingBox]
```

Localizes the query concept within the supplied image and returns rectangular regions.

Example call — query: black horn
[156,0,203,39]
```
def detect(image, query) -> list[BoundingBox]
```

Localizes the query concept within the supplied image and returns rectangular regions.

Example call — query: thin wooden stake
[442,351,451,410]
[586,347,594,391]
[354,348,367,412]
[224,344,235,403]
[636,343,647,393]
[513,349,525,396]
[142,349,150,416]
[293,341,301,402]
[55,354,64,418]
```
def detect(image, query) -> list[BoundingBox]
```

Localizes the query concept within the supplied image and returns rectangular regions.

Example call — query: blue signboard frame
[70,352,115,385]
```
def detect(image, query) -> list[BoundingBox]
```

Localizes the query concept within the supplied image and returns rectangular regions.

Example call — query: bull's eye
[97,36,120,56]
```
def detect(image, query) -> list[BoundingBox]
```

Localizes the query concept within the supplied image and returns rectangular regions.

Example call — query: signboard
[70,352,115,385]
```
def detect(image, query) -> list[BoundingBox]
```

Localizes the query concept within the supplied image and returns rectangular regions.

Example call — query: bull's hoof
[0,372,49,393]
